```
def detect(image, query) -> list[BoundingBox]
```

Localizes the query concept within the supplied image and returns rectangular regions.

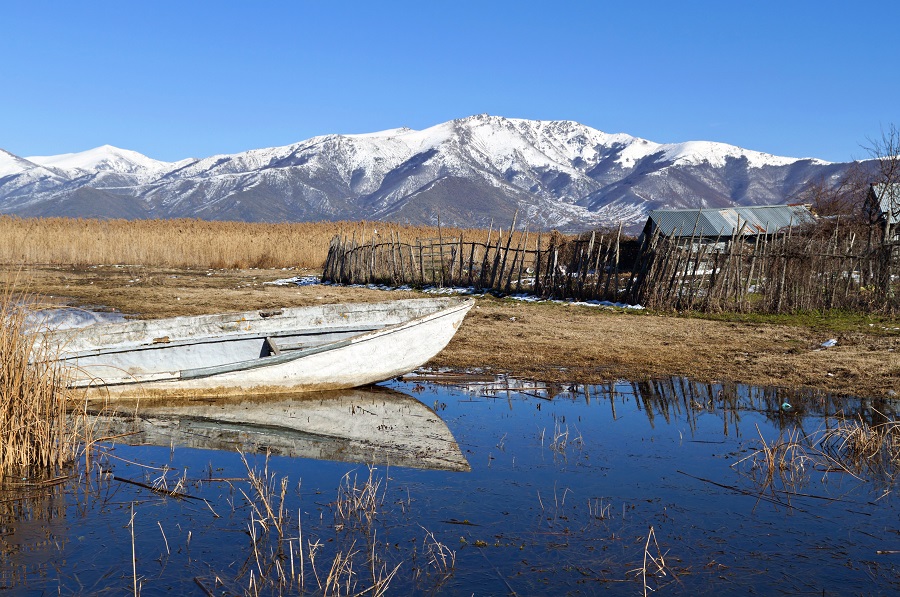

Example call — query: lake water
[2,375,899,595]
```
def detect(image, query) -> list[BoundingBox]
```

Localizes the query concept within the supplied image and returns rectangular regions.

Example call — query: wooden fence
[321,225,632,302]
[629,222,898,312]
[321,221,900,313]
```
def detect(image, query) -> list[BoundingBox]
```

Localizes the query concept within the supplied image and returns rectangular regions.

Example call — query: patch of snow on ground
[271,276,644,309]
[265,275,321,286]
[509,294,644,310]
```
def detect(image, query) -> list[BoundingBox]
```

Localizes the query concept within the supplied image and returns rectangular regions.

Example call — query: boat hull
[42,297,474,399]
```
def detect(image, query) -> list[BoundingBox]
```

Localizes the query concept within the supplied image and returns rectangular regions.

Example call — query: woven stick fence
[321,220,899,313]
[629,221,898,312]
[321,223,630,302]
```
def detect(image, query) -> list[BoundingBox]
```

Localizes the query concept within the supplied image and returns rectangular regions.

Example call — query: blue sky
[1,1,896,163]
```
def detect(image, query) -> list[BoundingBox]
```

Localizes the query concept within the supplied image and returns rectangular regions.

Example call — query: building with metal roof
[641,204,816,241]
[868,183,900,226]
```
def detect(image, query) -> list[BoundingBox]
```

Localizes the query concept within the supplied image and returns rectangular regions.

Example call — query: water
[2,376,899,595]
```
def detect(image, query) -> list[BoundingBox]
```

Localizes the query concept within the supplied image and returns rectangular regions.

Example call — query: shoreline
[8,264,899,399]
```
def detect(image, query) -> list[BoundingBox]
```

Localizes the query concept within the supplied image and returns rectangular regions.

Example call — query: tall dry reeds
[0,215,498,271]
[0,283,77,477]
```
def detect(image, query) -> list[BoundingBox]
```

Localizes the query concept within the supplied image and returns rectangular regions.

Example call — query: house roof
[645,204,815,238]
[872,183,900,225]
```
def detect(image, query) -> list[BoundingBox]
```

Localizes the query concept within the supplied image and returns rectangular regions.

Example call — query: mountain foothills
[0,115,859,232]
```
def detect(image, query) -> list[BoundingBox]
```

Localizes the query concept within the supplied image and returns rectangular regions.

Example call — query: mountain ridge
[0,115,855,232]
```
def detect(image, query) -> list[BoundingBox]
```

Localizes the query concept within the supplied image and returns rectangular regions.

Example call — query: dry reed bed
[0,216,527,271]
[0,284,77,478]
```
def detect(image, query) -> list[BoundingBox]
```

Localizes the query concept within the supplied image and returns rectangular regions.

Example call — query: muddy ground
[9,264,900,398]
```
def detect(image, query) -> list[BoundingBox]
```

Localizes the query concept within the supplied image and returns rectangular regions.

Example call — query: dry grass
[0,281,78,478]
[334,465,387,531]
[5,263,898,398]
[0,216,537,270]
[631,525,677,596]
[819,414,900,485]
[732,417,900,495]
[548,422,584,455]
[239,452,288,537]
[731,425,814,493]
[234,455,401,596]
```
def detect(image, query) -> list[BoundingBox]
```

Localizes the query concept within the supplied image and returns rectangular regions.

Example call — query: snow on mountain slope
[0,149,46,178]
[27,145,173,175]
[659,141,827,168]
[0,115,851,232]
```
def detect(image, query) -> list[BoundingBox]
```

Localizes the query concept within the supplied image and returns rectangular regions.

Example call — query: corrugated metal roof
[646,205,815,238]
[872,183,900,225]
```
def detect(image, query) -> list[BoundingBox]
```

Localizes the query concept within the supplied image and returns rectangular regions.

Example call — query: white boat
[90,386,471,472]
[40,297,474,399]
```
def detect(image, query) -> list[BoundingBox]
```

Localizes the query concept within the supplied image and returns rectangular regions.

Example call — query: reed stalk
[0,280,78,479]
[818,413,900,484]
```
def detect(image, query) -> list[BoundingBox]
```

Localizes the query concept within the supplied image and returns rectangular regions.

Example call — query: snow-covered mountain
[0,115,857,232]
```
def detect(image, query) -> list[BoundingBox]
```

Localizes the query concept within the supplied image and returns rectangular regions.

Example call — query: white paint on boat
[39,297,474,399]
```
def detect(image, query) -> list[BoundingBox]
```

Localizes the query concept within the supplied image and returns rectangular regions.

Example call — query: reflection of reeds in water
[239,452,288,537]
[0,480,68,588]
[547,422,584,457]
[731,417,900,497]
[335,465,386,530]
[633,525,677,597]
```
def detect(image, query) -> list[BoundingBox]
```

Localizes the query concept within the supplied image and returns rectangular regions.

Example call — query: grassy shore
[8,263,899,399]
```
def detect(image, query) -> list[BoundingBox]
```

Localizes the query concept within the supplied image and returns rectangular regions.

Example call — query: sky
[1,1,897,164]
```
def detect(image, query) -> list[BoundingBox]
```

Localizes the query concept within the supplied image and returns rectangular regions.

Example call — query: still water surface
[2,376,899,595]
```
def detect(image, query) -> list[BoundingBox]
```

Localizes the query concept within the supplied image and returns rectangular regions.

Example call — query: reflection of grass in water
[539,422,585,457]
[334,465,385,531]
[5,425,458,594]
[235,454,399,595]
[0,478,68,588]
[629,525,679,597]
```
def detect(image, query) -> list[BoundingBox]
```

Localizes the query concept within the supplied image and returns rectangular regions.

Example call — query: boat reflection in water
[91,385,470,472]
